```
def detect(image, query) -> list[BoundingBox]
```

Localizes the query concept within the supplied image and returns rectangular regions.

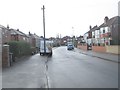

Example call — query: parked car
[67,44,74,50]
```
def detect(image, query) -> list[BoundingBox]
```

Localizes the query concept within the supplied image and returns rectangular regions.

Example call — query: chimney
[17,29,19,31]
[29,31,31,35]
[89,25,92,30]
[7,25,9,29]
[104,16,109,24]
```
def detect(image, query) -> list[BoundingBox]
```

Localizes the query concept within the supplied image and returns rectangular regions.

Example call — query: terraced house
[78,16,120,54]
[10,29,29,42]
[0,25,11,44]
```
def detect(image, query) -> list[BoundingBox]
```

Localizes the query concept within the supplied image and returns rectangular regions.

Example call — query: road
[47,46,118,88]
[2,46,118,88]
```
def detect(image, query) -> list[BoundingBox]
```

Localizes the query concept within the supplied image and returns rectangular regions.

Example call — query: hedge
[8,41,31,58]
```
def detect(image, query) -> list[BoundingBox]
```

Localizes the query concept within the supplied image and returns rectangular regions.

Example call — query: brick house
[10,29,29,42]
[28,32,36,48]
[77,35,84,44]
[0,25,11,44]
[83,32,88,45]
[83,26,93,46]
[83,16,120,46]
[28,32,40,52]
[33,34,40,49]
[90,25,100,46]
[79,16,120,53]
[99,16,120,45]
[0,25,29,43]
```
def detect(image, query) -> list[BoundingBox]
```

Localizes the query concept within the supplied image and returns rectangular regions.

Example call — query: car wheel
[40,53,41,55]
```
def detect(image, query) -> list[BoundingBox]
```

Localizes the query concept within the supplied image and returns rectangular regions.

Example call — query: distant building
[28,32,40,52]
[83,32,88,44]
[61,36,71,45]
[77,35,84,43]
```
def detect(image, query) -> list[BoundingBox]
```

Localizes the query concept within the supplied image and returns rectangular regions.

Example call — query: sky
[0,0,119,38]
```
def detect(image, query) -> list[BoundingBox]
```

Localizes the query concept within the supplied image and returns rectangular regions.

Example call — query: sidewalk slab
[75,48,120,63]
[2,54,47,88]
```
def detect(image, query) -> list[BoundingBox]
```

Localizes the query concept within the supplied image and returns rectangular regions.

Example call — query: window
[23,37,25,40]
[108,27,111,32]
[103,30,105,33]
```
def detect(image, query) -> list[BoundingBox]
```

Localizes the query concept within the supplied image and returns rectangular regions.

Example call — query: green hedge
[8,41,31,58]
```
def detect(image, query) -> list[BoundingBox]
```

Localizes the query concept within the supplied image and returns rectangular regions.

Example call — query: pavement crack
[44,55,51,89]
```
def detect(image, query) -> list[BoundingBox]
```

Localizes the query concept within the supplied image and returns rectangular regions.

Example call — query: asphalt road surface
[47,46,118,88]
[2,46,118,88]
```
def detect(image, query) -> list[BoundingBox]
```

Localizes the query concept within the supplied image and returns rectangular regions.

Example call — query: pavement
[75,48,120,63]
[2,54,48,88]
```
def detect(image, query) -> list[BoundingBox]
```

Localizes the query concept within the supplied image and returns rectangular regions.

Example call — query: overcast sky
[0,0,119,38]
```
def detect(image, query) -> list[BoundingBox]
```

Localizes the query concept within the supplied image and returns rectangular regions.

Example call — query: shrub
[30,47,36,54]
[8,41,31,58]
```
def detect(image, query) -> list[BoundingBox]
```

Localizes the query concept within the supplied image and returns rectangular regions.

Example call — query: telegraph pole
[41,5,46,54]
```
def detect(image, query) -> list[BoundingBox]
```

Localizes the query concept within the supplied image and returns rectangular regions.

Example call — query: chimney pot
[104,16,109,24]
[89,25,92,30]
[7,25,9,29]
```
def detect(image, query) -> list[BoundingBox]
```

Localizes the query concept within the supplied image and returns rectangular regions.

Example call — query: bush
[30,47,36,55]
[8,41,31,58]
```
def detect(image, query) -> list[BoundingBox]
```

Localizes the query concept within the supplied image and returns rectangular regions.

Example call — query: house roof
[0,25,9,31]
[10,29,23,35]
[90,25,99,32]
[85,25,99,34]
[10,29,28,37]
[32,34,40,39]
[0,25,5,28]
[99,16,120,28]
[17,30,29,37]
[83,16,120,35]
[28,33,39,39]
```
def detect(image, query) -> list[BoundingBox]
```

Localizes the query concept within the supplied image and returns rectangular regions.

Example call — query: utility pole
[41,5,46,54]
[72,27,74,45]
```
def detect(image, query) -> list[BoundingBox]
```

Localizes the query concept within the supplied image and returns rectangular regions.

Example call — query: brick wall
[0,50,1,90]
[0,28,2,68]
[77,45,88,51]
[106,45,120,54]
[92,46,106,53]
[2,28,11,44]
[2,45,10,67]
